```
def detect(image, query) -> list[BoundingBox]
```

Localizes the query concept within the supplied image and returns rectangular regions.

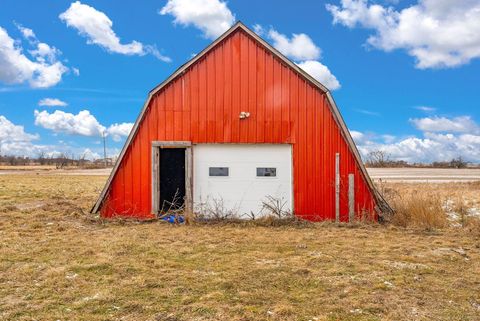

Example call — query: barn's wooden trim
[152,141,192,147]
[91,21,386,214]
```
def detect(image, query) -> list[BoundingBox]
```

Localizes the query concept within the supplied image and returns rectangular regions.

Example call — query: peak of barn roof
[148,21,330,96]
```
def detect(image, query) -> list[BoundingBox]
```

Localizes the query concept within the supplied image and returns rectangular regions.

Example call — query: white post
[348,174,355,222]
[335,153,340,223]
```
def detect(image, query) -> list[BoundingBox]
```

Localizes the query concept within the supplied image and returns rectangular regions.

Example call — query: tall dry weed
[384,188,448,230]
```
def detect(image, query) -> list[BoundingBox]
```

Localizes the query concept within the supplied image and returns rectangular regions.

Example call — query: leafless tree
[55,153,69,169]
[450,157,468,169]
[365,150,391,167]
[37,151,47,165]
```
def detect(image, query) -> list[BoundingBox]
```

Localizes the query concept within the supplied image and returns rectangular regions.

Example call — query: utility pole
[102,130,107,168]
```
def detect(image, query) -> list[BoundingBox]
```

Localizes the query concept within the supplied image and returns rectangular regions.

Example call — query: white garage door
[193,144,292,218]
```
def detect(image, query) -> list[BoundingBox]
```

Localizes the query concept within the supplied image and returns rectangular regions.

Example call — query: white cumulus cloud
[34,109,106,137]
[0,115,42,156]
[38,98,68,107]
[107,122,133,142]
[15,23,36,42]
[267,29,321,61]
[0,114,125,159]
[34,109,133,141]
[254,25,341,91]
[297,60,341,90]
[0,115,39,143]
[160,0,235,39]
[60,1,171,62]
[410,116,480,134]
[349,130,368,144]
[326,0,480,69]
[351,115,480,163]
[0,26,68,88]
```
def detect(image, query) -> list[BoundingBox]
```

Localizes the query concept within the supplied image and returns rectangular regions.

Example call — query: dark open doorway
[159,148,186,212]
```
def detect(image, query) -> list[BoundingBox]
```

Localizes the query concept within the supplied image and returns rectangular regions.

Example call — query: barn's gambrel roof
[92,21,387,214]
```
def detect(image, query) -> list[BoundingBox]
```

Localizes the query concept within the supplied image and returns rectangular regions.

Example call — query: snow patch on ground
[443,199,480,227]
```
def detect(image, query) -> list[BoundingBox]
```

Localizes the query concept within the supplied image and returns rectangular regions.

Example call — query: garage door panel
[193,144,292,217]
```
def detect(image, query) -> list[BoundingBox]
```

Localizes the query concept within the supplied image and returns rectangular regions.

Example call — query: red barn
[92,22,387,221]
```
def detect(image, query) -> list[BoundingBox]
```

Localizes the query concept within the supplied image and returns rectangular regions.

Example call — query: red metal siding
[100,29,377,221]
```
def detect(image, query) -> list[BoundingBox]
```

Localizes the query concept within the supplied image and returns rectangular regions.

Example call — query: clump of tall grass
[381,187,448,230]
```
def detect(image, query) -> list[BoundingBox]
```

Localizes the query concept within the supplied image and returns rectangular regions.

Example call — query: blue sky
[1,0,479,163]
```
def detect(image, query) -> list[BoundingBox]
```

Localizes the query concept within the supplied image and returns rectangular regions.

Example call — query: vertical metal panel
[206,50,216,142]
[305,84,315,220]
[139,114,150,215]
[223,39,232,142]
[198,59,207,142]
[231,33,241,142]
[256,46,265,142]
[112,156,125,216]
[248,38,257,142]
[264,51,274,142]
[123,147,133,215]
[239,32,249,143]
[100,29,376,220]
[132,135,141,216]
[297,79,306,218]
[215,46,224,142]
[281,65,290,141]
[191,66,200,142]
[273,60,282,142]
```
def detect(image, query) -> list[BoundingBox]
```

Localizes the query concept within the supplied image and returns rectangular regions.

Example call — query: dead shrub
[385,189,448,230]
[261,195,291,219]
[194,198,240,221]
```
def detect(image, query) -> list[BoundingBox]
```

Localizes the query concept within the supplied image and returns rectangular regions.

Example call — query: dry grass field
[1,174,480,321]
[0,165,57,171]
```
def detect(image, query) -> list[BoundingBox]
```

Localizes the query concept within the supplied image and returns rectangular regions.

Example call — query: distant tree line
[0,149,473,169]
[0,152,114,168]
[365,150,471,168]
